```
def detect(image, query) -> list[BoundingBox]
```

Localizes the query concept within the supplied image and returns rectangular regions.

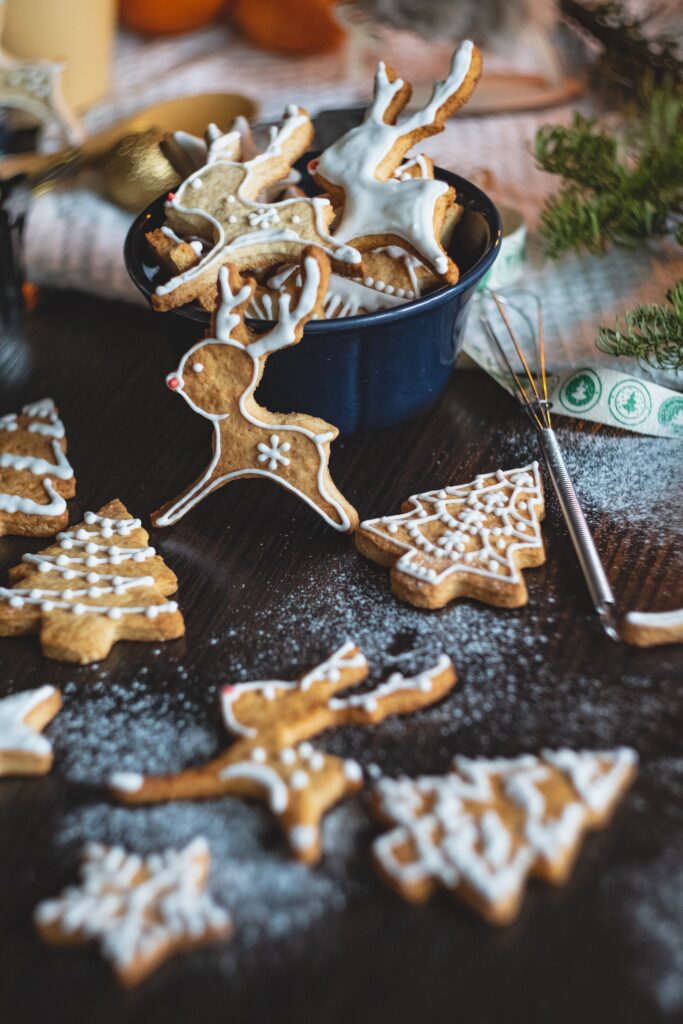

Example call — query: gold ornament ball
[100,130,179,212]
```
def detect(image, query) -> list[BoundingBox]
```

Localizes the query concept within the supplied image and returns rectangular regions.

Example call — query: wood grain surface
[0,290,681,1024]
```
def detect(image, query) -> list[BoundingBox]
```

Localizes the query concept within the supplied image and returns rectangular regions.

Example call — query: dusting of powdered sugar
[602,844,683,1016]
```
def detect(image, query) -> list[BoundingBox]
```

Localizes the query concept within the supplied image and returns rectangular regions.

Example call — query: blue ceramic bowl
[124,161,501,436]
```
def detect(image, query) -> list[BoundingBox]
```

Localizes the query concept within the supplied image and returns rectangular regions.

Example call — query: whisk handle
[539,428,618,639]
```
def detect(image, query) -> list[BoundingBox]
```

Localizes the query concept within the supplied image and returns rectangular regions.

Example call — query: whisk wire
[479,287,618,641]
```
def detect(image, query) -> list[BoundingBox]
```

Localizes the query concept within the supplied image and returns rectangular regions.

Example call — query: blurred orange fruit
[120,0,225,35]
[231,0,345,55]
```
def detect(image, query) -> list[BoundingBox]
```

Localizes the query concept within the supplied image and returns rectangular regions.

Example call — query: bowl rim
[124,165,502,332]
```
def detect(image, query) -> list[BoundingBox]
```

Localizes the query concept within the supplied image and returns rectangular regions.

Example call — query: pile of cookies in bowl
[126,39,501,435]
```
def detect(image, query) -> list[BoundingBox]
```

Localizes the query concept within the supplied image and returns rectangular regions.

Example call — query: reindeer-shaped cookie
[110,642,456,863]
[148,106,362,311]
[312,39,482,284]
[152,247,358,532]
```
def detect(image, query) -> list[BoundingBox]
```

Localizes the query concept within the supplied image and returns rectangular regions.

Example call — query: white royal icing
[315,41,475,274]
[361,463,544,585]
[219,761,290,813]
[108,771,144,793]
[373,748,637,906]
[247,264,409,322]
[0,686,57,758]
[328,654,451,712]
[156,260,354,531]
[220,641,367,737]
[0,512,178,619]
[34,838,230,972]
[624,608,683,631]
[0,399,73,517]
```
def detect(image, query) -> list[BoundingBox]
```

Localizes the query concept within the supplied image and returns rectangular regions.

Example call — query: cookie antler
[313,40,482,282]
[152,247,358,532]
[110,643,456,863]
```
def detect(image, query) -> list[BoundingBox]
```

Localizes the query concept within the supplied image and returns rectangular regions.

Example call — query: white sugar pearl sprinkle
[291,770,309,790]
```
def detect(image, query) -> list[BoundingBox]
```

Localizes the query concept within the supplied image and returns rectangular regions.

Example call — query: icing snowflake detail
[34,838,231,985]
[256,434,291,472]
[360,463,544,587]
[247,207,280,229]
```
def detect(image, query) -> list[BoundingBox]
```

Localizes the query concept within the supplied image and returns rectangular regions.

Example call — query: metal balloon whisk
[480,289,619,642]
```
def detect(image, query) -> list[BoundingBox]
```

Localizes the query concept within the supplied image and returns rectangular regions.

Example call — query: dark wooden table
[1,290,682,1024]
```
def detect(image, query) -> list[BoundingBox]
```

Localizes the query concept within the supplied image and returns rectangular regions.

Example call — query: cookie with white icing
[311,39,482,284]
[110,641,456,864]
[0,398,75,538]
[152,247,358,533]
[356,463,546,609]
[621,608,683,647]
[0,499,185,664]
[249,206,464,323]
[147,105,361,312]
[35,838,231,986]
[0,686,61,776]
[372,747,637,925]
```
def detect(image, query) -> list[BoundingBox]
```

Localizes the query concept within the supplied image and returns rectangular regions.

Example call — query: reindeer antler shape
[110,642,456,863]
[152,247,358,532]
[148,106,362,311]
[312,40,482,284]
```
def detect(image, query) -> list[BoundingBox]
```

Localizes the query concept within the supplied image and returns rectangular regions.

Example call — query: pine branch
[535,83,683,257]
[597,280,683,371]
[560,0,683,98]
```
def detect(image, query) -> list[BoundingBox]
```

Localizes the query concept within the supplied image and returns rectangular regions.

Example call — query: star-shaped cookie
[0,686,61,776]
[35,838,231,986]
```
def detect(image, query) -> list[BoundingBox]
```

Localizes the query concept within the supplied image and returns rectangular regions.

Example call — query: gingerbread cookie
[0,499,184,664]
[0,686,61,776]
[35,838,231,986]
[622,608,683,647]
[311,40,482,283]
[153,248,358,533]
[0,398,75,537]
[149,106,361,312]
[247,215,462,322]
[356,462,545,609]
[110,642,456,863]
[373,747,637,925]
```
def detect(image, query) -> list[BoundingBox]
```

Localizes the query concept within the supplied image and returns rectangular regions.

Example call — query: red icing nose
[307,158,319,173]
[167,375,180,390]
[166,191,176,202]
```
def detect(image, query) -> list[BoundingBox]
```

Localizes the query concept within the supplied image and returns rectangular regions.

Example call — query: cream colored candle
[2,0,115,110]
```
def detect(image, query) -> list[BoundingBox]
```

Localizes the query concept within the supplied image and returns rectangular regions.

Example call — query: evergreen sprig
[597,279,683,371]
[560,0,683,98]
[534,83,683,257]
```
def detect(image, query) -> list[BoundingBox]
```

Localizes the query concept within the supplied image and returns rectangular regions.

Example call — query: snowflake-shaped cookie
[35,838,231,986]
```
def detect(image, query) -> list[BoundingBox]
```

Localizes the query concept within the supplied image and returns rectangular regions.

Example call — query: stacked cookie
[147,40,483,320]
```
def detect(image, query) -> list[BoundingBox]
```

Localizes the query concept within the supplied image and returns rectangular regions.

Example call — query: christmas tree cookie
[0,398,75,537]
[0,499,184,664]
[0,686,62,776]
[35,838,231,986]
[110,642,456,863]
[356,463,546,609]
[372,748,637,925]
